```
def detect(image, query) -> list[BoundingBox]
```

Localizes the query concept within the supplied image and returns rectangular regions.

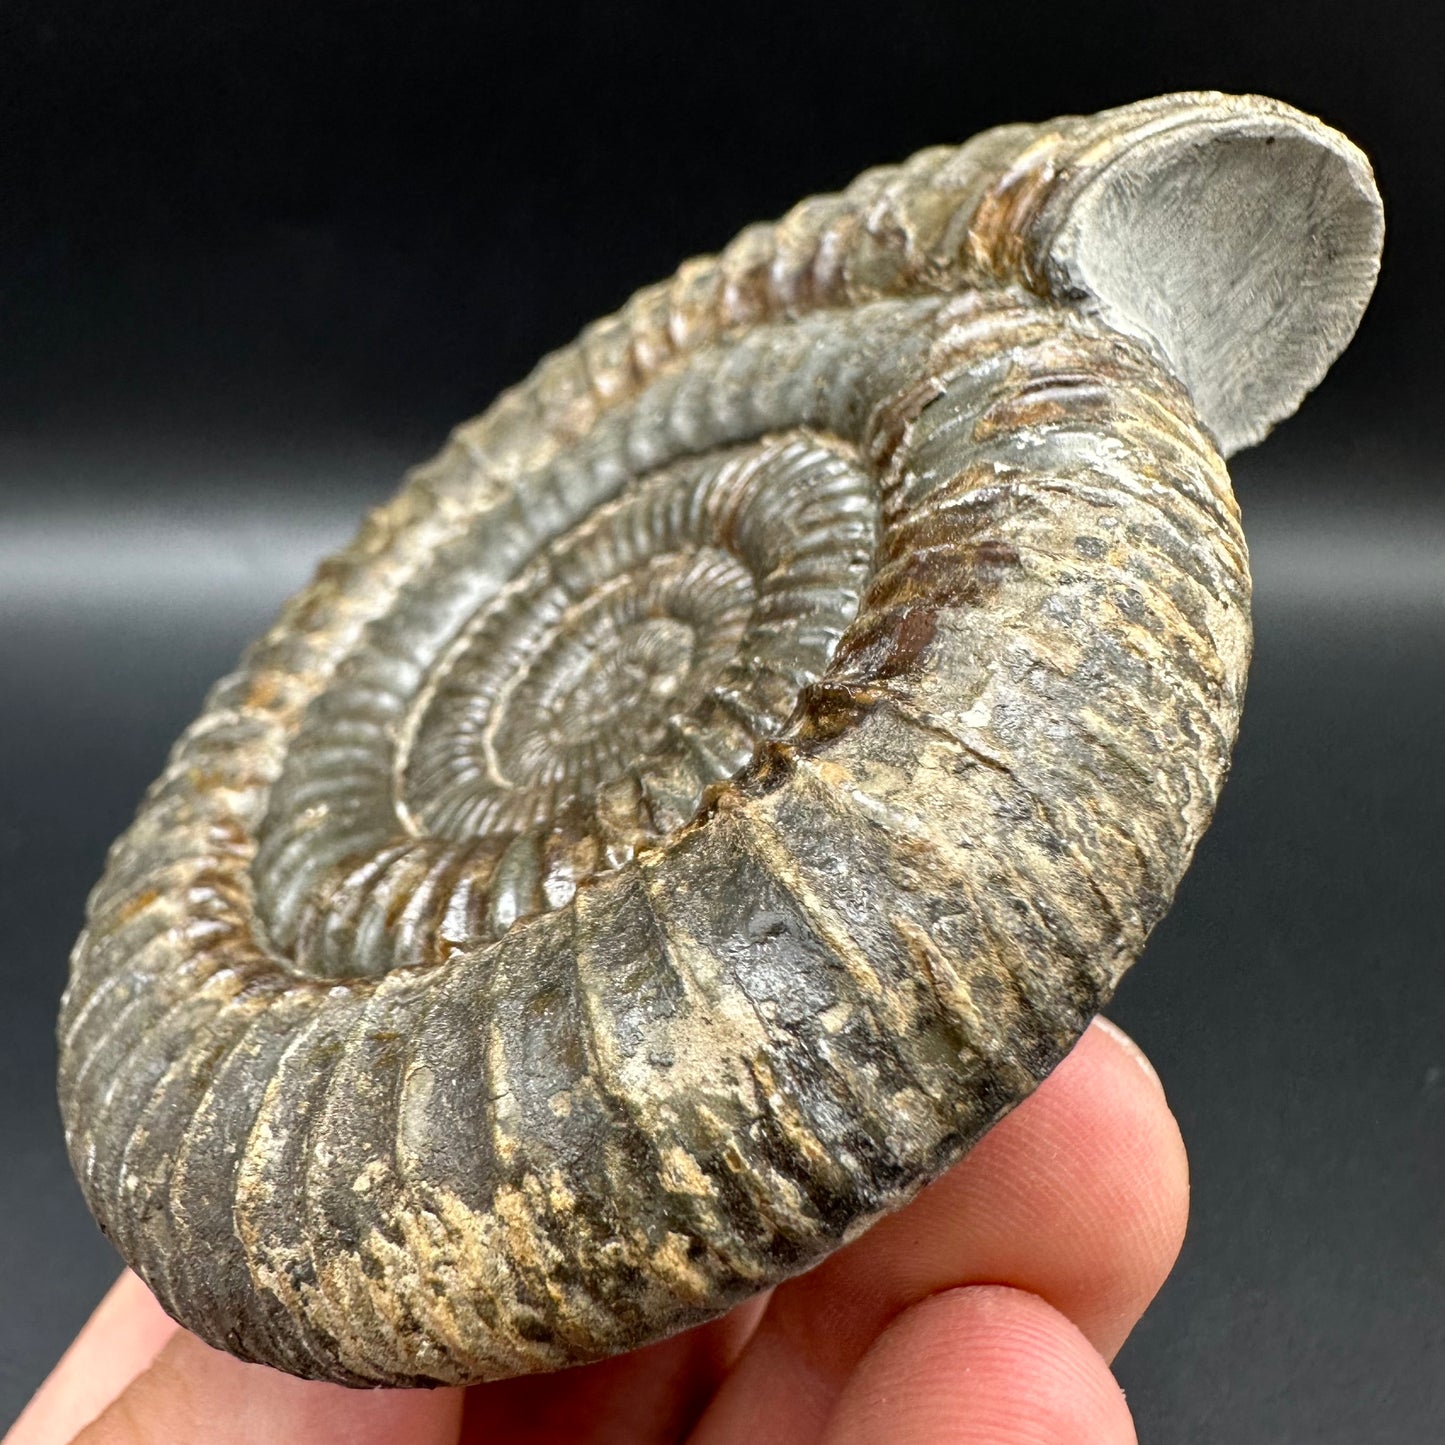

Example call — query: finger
[820,1285,1136,1445]
[69,1329,463,1445]
[5,1272,177,1445]
[459,1291,770,1444]
[689,1017,1187,1443]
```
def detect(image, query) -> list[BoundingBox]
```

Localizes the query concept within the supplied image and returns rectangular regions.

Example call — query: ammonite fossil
[58,92,1383,1387]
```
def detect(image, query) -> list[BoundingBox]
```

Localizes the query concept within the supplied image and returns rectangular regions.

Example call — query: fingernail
[1093,1016,1165,1095]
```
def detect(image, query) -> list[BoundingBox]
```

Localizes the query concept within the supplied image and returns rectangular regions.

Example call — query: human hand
[7,1018,1185,1445]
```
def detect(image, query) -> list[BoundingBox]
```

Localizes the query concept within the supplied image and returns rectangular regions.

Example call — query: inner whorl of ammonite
[251,433,877,981]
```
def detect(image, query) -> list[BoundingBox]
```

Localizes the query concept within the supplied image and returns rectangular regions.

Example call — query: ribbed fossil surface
[58,93,1383,1385]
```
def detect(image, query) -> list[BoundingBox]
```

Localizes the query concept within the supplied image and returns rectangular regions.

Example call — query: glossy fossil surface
[58,93,1382,1385]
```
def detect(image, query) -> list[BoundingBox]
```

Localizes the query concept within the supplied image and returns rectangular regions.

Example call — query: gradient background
[2,2,1441,1437]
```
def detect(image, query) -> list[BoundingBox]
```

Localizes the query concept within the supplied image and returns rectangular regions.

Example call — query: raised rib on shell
[58,92,1383,1386]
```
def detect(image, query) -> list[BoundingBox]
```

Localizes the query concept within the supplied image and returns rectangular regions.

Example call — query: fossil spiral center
[513,564,752,753]
[402,546,759,835]
[254,431,878,978]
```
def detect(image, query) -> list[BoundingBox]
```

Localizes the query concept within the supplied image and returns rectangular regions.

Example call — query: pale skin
[7,1018,1188,1445]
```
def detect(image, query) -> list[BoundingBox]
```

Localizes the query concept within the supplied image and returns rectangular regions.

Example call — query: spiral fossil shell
[58,93,1382,1386]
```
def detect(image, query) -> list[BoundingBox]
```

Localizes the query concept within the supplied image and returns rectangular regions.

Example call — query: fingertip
[676,1015,1191,1445]
[73,1330,463,1445]
[821,1285,1137,1445]
[1091,1016,1165,1096]
[977,1016,1189,1357]
[787,1012,1189,1362]
[5,1272,177,1445]
[1071,1017,1191,1344]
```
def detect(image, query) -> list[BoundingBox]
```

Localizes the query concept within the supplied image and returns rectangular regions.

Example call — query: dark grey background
[2,2,1441,1438]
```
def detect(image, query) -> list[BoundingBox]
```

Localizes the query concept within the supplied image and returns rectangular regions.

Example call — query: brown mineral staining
[58,94,1382,1386]
[966,139,1064,283]
[795,678,882,744]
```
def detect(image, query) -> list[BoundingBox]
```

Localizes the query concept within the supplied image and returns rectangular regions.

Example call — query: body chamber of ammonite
[58,93,1383,1386]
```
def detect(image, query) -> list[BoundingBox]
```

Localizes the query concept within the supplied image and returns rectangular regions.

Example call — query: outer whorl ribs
[58,93,1383,1386]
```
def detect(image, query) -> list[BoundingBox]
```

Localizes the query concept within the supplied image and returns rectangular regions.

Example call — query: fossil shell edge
[57,93,1382,1386]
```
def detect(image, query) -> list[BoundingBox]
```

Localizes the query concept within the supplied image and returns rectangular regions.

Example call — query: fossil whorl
[58,93,1382,1386]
